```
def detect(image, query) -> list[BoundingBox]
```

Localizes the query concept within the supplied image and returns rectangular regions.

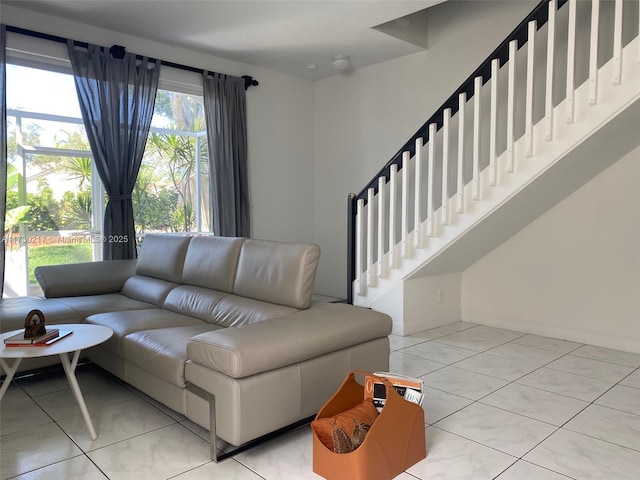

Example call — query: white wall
[2,4,316,245]
[312,1,538,298]
[372,273,462,335]
[461,145,640,354]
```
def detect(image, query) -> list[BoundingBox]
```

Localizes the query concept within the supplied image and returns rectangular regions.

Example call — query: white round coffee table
[0,324,113,440]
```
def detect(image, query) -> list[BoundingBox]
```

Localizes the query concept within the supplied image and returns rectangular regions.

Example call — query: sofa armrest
[187,303,392,379]
[35,259,137,298]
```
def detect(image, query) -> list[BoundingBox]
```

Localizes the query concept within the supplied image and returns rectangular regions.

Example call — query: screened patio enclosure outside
[4,64,211,297]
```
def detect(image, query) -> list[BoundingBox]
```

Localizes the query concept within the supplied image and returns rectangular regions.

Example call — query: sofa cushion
[211,295,298,328]
[233,239,320,309]
[122,324,222,388]
[54,294,154,319]
[121,275,178,307]
[85,309,205,356]
[187,304,392,378]
[163,286,227,322]
[0,297,80,332]
[135,234,191,283]
[182,236,244,292]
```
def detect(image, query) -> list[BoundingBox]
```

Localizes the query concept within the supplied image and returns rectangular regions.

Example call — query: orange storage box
[311,370,426,480]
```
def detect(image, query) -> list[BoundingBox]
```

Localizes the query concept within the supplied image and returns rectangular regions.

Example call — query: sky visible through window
[7,64,81,118]
[7,63,179,129]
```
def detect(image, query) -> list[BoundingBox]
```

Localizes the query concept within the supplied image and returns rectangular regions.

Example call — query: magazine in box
[364,372,424,411]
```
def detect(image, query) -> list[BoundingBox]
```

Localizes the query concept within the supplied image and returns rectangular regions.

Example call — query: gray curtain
[1,25,7,297]
[67,42,159,260]
[203,72,250,237]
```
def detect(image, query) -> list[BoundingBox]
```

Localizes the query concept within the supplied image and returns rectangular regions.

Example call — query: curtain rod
[4,24,259,90]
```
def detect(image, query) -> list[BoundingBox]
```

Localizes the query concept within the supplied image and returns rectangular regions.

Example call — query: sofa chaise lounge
[0,234,391,457]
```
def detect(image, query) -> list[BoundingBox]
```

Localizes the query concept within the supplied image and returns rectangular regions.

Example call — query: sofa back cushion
[163,285,227,322]
[181,236,245,292]
[233,239,320,309]
[135,234,191,283]
[121,275,178,307]
[211,295,298,328]
[35,259,136,298]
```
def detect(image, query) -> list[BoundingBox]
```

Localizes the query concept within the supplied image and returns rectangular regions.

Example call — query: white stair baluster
[377,177,386,278]
[401,152,410,258]
[367,188,376,287]
[457,93,466,213]
[489,58,499,186]
[566,0,577,123]
[356,198,365,296]
[473,76,482,200]
[442,108,451,224]
[589,0,600,104]
[427,124,436,236]
[414,138,423,248]
[507,40,517,172]
[613,0,623,85]
[545,0,556,141]
[388,164,397,268]
[525,20,537,156]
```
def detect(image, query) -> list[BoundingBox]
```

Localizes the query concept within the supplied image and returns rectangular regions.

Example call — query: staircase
[348,0,640,316]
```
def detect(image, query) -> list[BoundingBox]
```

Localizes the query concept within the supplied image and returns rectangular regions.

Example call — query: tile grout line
[417,333,579,425]
[417,327,640,479]
[14,367,110,480]
[416,331,607,478]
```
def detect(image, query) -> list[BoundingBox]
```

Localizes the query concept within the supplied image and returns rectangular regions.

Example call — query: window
[135,90,210,235]
[4,63,211,298]
[5,64,99,297]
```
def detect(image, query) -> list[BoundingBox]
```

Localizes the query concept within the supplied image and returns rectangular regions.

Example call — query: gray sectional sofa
[0,234,391,456]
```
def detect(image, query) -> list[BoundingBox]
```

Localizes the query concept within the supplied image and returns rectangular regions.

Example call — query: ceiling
[4,0,447,80]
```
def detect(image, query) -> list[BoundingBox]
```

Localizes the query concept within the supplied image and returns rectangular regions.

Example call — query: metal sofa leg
[186,382,221,462]
[207,390,220,462]
[186,382,315,462]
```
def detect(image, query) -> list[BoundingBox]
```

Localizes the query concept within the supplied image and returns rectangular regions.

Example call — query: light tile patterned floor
[1,322,639,480]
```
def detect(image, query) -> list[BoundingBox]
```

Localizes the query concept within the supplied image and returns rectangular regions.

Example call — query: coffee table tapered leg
[0,358,22,401]
[59,350,97,440]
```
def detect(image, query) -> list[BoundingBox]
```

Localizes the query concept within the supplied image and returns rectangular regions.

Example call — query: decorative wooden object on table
[24,309,47,338]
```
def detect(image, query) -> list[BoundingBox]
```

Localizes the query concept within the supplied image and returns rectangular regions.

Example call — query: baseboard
[463,310,640,355]
[394,313,461,336]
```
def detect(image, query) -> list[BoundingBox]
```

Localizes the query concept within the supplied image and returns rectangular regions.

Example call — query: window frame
[4,35,210,297]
